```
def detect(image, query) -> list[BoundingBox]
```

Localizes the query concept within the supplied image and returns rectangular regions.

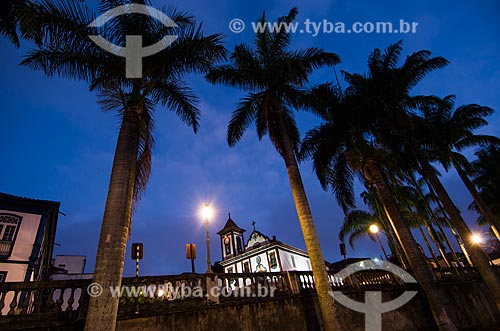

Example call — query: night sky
[0,0,499,277]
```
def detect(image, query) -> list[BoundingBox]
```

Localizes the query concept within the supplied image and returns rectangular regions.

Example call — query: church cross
[251,221,256,231]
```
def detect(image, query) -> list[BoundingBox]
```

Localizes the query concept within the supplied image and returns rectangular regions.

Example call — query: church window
[236,236,243,254]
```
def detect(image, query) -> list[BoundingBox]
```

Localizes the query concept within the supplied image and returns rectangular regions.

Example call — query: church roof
[245,230,271,250]
[217,213,246,235]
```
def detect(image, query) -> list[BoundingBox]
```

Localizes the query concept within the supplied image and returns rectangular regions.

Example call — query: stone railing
[1,266,497,330]
[0,278,91,316]
[433,266,484,283]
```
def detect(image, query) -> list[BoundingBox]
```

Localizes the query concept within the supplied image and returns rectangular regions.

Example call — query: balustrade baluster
[67,287,75,311]
[20,290,31,314]
[55,288,64,312]
[0,290,6,315]
[8,290,19,315]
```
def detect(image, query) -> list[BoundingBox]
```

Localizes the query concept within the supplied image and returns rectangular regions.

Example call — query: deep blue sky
[0,0,499,276]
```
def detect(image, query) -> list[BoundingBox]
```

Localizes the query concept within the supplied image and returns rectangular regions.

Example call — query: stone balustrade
[0,266,498,330]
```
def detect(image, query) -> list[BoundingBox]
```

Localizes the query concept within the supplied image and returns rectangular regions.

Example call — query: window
[0,271,7,282]
[0,214,22,257]
[291,255,296,268]
[236,236,243,254]
[243,261,250,273]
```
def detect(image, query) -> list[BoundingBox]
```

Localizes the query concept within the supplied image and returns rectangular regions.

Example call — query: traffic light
[131,243,143,260]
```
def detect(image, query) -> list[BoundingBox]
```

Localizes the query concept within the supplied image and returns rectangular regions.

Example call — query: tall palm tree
[417,97,500,240]
[301,41,462,329]
[300,82,458,330]
[206,8,340,331]
[368,44,500,310]
[470,145,500,225]
[20,1,226,330]
[395,184,452,267]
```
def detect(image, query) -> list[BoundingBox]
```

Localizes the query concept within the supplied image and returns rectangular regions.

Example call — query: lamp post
[201,204,213,273]
[369,224,389,261]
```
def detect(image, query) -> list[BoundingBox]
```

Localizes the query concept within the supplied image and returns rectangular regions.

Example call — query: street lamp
[471,233,484,245]
[369,224,389,261]
[201,204,213,273]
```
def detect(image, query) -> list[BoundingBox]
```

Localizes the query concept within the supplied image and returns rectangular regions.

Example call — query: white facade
[217,215,312,273]
[0,211,42,282]
[0,193,59,283]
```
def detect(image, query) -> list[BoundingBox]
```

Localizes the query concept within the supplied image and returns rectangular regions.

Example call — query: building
[0,193,59,282]
[217,214,312,273]
[50,255,92,280]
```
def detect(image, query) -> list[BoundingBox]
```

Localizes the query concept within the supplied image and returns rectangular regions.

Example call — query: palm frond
[150,80,200,132]
[227,94,259,146]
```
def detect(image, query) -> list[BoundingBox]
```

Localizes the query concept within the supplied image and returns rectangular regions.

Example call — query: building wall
[278,249,311,271]
[223,246,312,273]
[114,282,500,331]
[53,255,86,275]
[0,210,42,282]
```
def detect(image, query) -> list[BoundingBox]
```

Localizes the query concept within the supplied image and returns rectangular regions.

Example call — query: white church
[217,214,312,273]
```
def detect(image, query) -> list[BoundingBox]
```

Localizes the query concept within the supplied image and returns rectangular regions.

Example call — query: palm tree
[395,184,453,267]
[417,97,500,240]
[300,42,460,330]
[471,145,500,225]
[367,44,500,310]
[339,188,406,265]
[339,210,391,260]
[20,1,226,330]
[339,210,379,247]
[206,8,340,331]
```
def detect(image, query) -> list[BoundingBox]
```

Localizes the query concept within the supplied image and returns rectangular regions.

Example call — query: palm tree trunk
[417,225,441,267]
[419,158,500,311]
[409,178,461,266]
[424,223,451,268]
[85,108,141,331]
[380,208,409,268]
[365,158,457,331]
[435,223,462,266]
[277,119,337,331]
[453,162,500,241]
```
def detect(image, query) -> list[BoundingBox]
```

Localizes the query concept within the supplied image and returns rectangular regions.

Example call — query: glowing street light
[369,224,379,234]
[201,203,213,273]
[369,223,388,261]
[201,203,214,220]
[471,233,484,245]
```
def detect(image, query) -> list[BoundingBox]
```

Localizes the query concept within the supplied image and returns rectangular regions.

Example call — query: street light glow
[369,224,379,234]
[201,203,213,220]
[471,233,484,245]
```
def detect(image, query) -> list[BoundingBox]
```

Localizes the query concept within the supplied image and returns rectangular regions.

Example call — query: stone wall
[116,282,500,331]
